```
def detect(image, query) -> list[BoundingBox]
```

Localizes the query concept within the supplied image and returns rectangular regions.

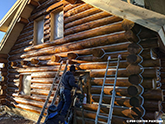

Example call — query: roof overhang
[0,0,35,54]
[0,0,22,32]
[82,0,165,50]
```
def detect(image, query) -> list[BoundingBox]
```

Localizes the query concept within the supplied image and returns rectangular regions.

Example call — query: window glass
[37,19,44,44]
[22,75,31,95]
[53,10,63,39]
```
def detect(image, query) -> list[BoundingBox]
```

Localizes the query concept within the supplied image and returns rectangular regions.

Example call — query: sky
[0,0,17,42]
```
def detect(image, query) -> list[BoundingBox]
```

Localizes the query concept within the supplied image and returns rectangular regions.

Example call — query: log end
[51,55,61,62]
[128,74,141,85]
[31,59,39,64]
[127,43,140,54]
[67,53,78,59]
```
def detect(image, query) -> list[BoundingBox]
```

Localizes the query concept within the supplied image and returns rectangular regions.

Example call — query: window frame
[33,16,44,45]
[19,73,31,96]
[50,6,64,41]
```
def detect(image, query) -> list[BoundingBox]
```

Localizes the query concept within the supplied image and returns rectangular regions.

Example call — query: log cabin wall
[2,0,164,123]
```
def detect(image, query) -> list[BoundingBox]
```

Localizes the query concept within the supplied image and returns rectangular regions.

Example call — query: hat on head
[70,64,76,72]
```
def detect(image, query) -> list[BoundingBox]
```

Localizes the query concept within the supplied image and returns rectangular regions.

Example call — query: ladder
[37,60,69,124]
[95,55,121,124]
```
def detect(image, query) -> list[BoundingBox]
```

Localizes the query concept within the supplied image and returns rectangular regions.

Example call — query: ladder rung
[98,115,108,120]
[108,66,116,68]
[107,75,115,77]
[100,104,111,108]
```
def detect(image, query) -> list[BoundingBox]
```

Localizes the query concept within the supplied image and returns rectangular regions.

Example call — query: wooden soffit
[0,0,35,54]
[81,0,165,47]
[0,0,22,32]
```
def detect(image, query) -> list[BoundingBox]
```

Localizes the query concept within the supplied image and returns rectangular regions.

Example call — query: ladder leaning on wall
[37,60,69,124]
[95,55,121,124]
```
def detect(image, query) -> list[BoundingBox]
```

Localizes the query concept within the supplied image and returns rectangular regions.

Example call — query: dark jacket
[62,71,78,91]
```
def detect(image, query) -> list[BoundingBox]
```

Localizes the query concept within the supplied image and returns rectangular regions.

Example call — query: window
[51,7,63,41]
[34,17,44,44]
[19,74,31,95]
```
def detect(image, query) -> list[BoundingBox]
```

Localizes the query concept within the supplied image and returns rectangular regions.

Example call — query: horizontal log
[6,101,41,114]
[8,74,20,78]
[91,95,131,107]
[143,89,163,101]
[9,54,23,61]
[0,58,8,63]
[12,93,54,103]
[65,16,123,36]
[1,71,7,76]
[64,3,93,18]
[7,82,19,88]
[31,89,55,96]
[65,11,111,29]
[91,78,131,87]
[31,78,54,84]
[31,59,60,66]
[90,68,157,78]
[76,61,128,70]
[0,54,8,58]
[140,38,158,48]
[59,42,131,58]
[76,109,128,124]
[90,69,129,78]
[0,95,6,99]
[46,0,68,13]
[10,47,27,55]
[64,7,102,24]
[18,31,33,40]
[82,103,141,119]
[9,97,45,109]
[0,68,7,72]
[15,35,33,44]
[91,87,128,96]
[31,72,56,78]
[31,83,52,90]
[16,64,66,73]
[30,55,53,61]
[11,40,32,51]
[143,111,162,120]
[142,59,160,67]
[64,2,83,12]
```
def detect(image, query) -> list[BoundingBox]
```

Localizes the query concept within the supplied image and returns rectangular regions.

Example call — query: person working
[56,64,79,118]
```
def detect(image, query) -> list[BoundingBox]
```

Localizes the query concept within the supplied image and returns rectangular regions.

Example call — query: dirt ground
[0,112,35,124]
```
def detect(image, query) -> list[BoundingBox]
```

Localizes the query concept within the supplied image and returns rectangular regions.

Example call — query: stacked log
[0,54,8,105]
